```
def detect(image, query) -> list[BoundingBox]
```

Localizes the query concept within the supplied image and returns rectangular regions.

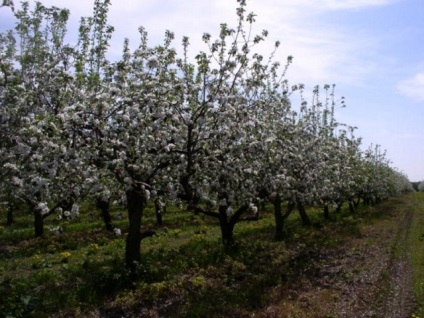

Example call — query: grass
[0,195,418,317]
[410,192,424,317]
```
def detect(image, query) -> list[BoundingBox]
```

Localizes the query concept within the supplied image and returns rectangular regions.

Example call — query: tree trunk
[6,203,15,226]
[273,195,284,240]
[336,202,342,214]
[274,197,295,241]
[323,204,330,220]
[125,189,146,268]
[218,205,233,246]
[96,198,113,231]
[354,196,361,208]
[154,198,163,226]
[363,197,369,206]
[60,198,74,213]
[349,201,355,214]
[34,206,44,237]
[296,199,311,226]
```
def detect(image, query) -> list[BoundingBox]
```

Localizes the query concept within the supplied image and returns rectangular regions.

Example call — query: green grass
[0,198,400,317]
[410,192,424,317]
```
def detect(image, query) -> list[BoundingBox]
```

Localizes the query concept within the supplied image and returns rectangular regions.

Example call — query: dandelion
[60,251,71,263]
[60,251,72,259]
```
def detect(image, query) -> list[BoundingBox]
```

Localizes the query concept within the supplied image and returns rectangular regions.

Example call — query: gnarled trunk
[323,204,330,220]
[34,206,44,237]
[189,201,250,247]
[218,204,250,247]
[273,195,284,240]
[296,199,311,226]
[96,198,113,231]
[336,202,342,214]
[349,201,355,214]
[125,189,146,268]
[273,196,295,241]
[6,203,15,226]
[354,196,361,208]
[218,205,234,246]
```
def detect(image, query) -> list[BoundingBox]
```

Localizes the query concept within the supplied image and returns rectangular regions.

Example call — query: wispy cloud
[242,0,393,86]
[0,0,395,88]
[321,0,395,10]
[397,72,424,102]
[101,0,397,87]
[251,0,397,15]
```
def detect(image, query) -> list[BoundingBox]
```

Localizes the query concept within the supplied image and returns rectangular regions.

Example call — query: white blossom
[147,57,159,68]
[37,202,50,215]
[226,206,233,217]
[249,203,258,215]
[71,204,80,219]
[11,177,23,187]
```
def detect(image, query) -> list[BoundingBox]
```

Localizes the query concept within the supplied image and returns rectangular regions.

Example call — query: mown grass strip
[410,192,424,317]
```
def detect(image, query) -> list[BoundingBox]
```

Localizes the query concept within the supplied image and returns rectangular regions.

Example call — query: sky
[1,0,423,181]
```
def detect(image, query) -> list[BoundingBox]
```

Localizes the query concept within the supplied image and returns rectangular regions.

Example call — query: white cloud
[85,0,394,88]
[0,0,394,88]
[397,72,424,102]
[253,0,396,13]
[237,1,387,86]
[322,0,395,10]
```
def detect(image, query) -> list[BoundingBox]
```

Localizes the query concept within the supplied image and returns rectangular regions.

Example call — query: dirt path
[254,196,418,318]
[378,205,416,318]
[308,199,416,318]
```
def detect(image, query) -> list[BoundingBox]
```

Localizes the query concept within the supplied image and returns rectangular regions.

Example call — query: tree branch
[188,205,220,219]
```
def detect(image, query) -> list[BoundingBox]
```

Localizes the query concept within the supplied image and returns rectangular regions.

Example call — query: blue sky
[1,0,423,181]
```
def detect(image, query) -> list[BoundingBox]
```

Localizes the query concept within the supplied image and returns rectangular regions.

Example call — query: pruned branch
[188,205,220,219]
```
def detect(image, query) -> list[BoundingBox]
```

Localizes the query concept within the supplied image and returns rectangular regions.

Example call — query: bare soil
[253,199,417,318]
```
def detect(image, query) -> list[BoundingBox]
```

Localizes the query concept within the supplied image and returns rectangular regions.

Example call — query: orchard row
[0,0,412,267]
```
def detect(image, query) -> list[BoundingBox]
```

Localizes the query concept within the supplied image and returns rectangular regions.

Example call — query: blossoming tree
[0,2,88,236]
[0,0,413,267]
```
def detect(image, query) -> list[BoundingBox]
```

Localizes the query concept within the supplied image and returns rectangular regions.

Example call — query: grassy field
[1,194,423,317]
